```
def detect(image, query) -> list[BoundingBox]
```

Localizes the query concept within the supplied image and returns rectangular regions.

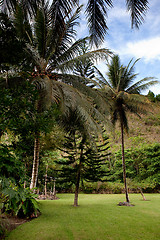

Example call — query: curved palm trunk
[120,120,130,203]
[30,133,40,190]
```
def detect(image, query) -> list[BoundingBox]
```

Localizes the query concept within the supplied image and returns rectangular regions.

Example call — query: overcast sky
[77,0,160,95]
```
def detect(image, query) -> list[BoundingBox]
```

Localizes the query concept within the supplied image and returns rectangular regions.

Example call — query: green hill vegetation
[109,102,160,150]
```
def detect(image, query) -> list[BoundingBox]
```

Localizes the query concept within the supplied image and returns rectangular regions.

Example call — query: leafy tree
[94,54,158,203]
[147,90,155,102]
[108,143,160,192]
[0,79,59,189]
[0,79,37,138]
[155,94,160,102]
[0,144,24,182]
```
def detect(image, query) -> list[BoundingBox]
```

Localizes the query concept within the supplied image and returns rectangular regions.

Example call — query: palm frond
[85,0,113,47]
[107,55,121,89]
[127,77,158,94]
[49,0,78,39]
[54,73,111,118]
[126,0,149,28]
[13,3,25,38]
[25,43,46,71]
[47,37,87,71]
[55,47,111,73]
[124,93,150,116]
[54,81,108,137]
[1,0,41,17]
[34,6,48,58]
[45,5,82,63]
[94,66,111,88]
[0,0,17,14]
[62,5,82,43]
[13,3,33,41]
[120,58,140,90]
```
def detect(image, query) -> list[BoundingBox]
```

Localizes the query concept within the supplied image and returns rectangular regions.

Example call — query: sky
[77,0,160,95]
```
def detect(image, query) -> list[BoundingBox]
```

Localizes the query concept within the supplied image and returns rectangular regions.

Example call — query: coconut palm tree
[0,0,149,46]
[5,2,111,190]
[94,54,158,203]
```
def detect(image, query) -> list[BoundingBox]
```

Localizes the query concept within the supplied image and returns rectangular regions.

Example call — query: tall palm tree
[6,2,111,190]
[95,55,158,203]
[1,0,149,46]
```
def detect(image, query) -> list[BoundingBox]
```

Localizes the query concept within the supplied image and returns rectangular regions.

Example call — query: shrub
[1,179,40,218]
[82,181,124,194]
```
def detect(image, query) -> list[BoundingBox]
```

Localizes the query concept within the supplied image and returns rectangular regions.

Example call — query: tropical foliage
[1,1,160,231]
[1,179,40,218]
[0,1,111,190]
[147,90,160,102]
[1,0,149,46]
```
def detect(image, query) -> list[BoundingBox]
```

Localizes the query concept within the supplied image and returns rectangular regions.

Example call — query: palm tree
[0,0,149,46]
[95,54,158,203]
[4,2,111,190]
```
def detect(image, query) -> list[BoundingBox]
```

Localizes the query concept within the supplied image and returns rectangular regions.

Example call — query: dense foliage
[1,179,40,218]
[0,1,159,231]
[83,143,160,193]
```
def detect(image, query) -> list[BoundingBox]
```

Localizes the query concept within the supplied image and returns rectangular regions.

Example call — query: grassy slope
[109,102,160,151]
[6,194,160,240]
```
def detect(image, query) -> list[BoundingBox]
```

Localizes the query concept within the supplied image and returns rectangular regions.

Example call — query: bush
[1,179,40,218]
[82,181,124,194]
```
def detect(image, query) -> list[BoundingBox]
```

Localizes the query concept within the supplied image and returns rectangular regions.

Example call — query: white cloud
[118,37,160,62]
[108,6,129,21]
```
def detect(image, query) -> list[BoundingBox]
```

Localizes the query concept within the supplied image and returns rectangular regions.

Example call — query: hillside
[109,102,160,151]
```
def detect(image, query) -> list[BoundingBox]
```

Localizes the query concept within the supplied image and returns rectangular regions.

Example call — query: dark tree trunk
[74,143,84,207]
[30,133,40,190]
[44,164,48,198]
[120,120,130,203]
[0,129,4,142]
[24,162,27,189]
[138,187,146,201]
[74,167,81,207]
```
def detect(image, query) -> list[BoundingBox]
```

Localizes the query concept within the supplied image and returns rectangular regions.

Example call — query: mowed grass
[6,194,160,240]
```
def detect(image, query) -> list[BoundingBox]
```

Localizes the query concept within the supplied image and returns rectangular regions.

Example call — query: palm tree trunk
[120,121,130,203]
[30,133,40,190]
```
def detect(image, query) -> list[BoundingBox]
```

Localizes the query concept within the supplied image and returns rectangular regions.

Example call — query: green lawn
[6,194,160,240]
